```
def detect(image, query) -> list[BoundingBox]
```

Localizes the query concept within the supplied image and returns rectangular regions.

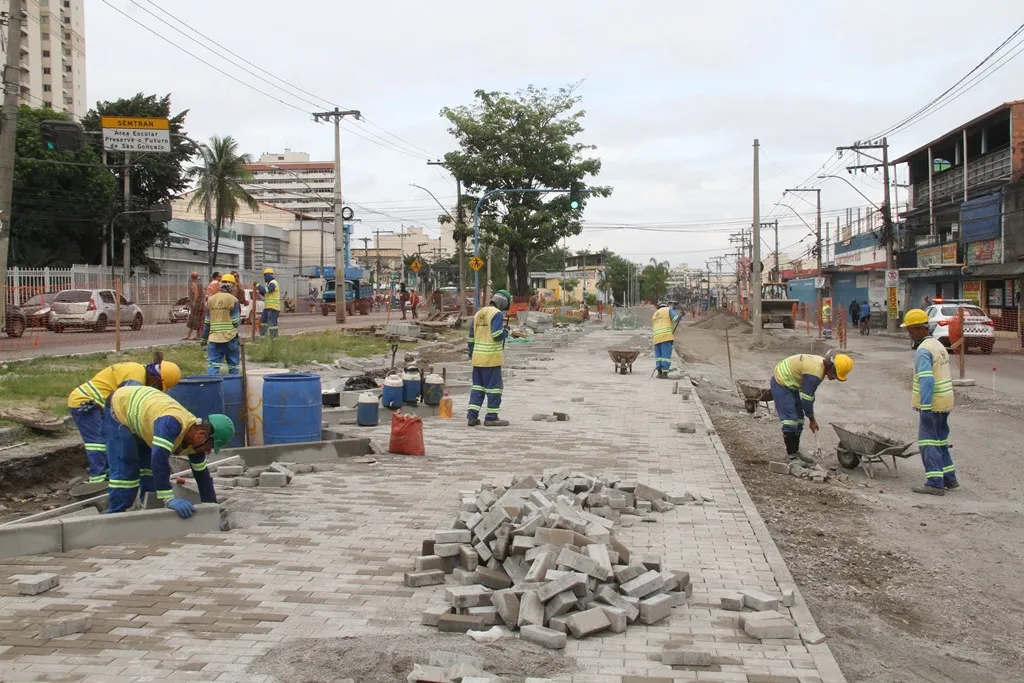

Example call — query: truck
[321,274,374,316]
[761,282,797,329]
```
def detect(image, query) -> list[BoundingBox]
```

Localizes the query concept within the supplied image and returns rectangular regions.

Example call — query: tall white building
[0,0,87,119]
[244,150,335,218]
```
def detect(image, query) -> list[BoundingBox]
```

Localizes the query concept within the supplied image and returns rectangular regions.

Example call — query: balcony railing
[911,147,1012,208]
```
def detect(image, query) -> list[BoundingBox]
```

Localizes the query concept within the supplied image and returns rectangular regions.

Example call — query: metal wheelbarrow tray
[736,379,773,414]
[832,423,918,478]
[608,348,640,374]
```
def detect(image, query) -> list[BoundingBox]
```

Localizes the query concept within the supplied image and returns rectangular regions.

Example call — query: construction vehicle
[321,276,374,316]
[761,282,796,329]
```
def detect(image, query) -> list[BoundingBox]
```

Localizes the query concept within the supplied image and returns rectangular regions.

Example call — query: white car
[925,300,995,354]
[48,289,144,333]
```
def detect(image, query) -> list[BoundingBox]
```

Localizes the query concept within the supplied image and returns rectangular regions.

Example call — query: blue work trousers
[260,309,280,338]
[102,409,154,513]
[206,337,240,375]
[654,341,673,371]
[467,366,503,422]
[919,410,957,489]
[70,403,108,483]
[770,377,804,434]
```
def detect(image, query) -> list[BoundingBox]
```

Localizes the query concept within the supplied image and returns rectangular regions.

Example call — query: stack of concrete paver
[406,468,693,649]
[187,461,325,490]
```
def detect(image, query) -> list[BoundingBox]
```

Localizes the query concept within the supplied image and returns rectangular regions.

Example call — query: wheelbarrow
[608,348,640,375]
[736,379,773,414]
[832,423,918,478]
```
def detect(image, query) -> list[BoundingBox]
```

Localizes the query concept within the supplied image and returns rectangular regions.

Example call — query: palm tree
[188,136,259,268]
[649,258,670,303]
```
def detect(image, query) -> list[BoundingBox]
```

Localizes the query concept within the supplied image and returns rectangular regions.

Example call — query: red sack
[389,411,425,456]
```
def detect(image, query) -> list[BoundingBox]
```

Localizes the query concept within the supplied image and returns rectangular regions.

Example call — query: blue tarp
[960,191,1002,243]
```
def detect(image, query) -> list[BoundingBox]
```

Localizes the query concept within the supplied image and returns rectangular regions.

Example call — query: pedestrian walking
[652,302,683,379]
[769,353,853,462]
[399,283,409,320]
[467,289,512,427]
[207,272,222,298]
[257,268,280,337]
[184,272,205,341]
[849,300,861,327]
[901,309,958,495]
[202,274,242,375]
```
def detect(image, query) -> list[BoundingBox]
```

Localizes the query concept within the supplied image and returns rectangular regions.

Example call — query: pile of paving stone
[405,469,694,649]
[768,460,853,485]
[197,461,324,489]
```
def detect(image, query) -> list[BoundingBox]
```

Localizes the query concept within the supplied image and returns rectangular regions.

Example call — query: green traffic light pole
[471,186,590,311]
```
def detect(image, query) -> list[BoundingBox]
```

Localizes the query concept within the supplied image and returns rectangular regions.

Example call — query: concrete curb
[690,389,849,683]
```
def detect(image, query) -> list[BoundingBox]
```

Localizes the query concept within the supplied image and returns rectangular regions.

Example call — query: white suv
[924,300,995,354]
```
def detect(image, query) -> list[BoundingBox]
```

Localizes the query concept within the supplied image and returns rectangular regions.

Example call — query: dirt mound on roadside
[692,310,753,332]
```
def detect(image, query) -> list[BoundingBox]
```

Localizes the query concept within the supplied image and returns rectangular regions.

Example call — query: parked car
[3,306,26,338]
[925,299,995,354]
[48,289,144,333]
[21,292,59,328]
[170,297,190,323]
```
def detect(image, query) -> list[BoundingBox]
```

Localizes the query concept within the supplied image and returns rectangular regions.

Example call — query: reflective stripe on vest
[912,338,954,412]
[207,292,239,343]
[652,308,674,344]
[773,354,825,390]
[110,385,198,455]
[68,362,148,408]
[264,279,281,310]
[472,306,503,368]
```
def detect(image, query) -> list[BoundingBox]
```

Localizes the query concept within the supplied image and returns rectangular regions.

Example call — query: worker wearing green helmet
[467,289,512,427]
[104,384,235,517]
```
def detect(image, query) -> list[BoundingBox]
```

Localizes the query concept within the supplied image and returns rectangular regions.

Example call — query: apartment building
[0,0,87,119]
[243,150,336,218]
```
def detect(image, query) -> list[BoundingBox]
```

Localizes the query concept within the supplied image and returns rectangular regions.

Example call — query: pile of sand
[691,310,753,332]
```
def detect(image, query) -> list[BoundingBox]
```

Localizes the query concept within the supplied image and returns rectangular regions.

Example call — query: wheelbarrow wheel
[837,448,861,469]
[744,400,757,414]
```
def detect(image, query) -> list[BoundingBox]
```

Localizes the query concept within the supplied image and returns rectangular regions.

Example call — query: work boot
[657,371,668,379]
[483,419,510,427]
[945,481,960,490]
[912,485,945,496]
[467,418,481,427]
[792,450,817,464]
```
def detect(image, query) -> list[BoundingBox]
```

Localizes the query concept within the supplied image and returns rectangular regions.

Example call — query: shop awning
[904,267,963,280]
[963,262,1024,278]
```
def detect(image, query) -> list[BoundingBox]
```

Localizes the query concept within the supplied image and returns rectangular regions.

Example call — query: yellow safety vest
[110,386,199,457]
[471,306,504,368]
[912,338,954,412]
[207,291,239,343]
[652,307,674,344]
[68,362,147,409]
[264,279,281,311]
[774,354,825,391]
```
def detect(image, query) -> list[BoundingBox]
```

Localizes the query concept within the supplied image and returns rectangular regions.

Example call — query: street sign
[100,116,171,153]
[884,269,899,287]
[888,286,898,319]
[390,272,399,282]
[814,276,826,289]
[410,259,421,273]
[468,255,485,271]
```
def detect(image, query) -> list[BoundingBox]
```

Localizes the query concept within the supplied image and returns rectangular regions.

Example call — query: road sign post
[100,116,171,153]
[468,255,485,272]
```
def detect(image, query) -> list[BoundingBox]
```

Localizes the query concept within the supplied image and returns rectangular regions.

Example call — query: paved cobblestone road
[0,329,846,682]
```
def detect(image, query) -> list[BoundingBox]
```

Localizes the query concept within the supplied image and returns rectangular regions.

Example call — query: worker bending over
[202,273,242,374]
[770,352,852,462]
[901,309,958,495]
[104,385,234,517]
[467,290,512,427]
[257,267,280,337]
[652,302,683,379]
[68,353,181,491]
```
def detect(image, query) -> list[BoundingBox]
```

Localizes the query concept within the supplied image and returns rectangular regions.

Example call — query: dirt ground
[679,322,1024,683]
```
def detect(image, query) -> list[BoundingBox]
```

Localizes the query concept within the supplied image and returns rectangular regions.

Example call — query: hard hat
[832,353,853,382]
[207,414,235,453]
[159,361,181,391]
[491,289,511,312]
[263,267,275,275]
[901,308,929,328]
[219,273,236,285]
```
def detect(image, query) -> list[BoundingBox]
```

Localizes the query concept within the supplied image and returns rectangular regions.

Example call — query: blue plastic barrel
[168,375,224,426]
[220,375,246,448]
[262,373,322,445]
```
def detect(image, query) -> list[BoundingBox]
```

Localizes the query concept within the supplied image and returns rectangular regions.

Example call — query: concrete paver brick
[598,605,627,633]
[490,589,520,627]
[404,570,445,588]
[39,615,91,639]
[782,587,796,607]
[638,594,673,625]
[567,607,611,638]
[475,506,510,542]
[473,567,512,590]
[720,593,745,611]
[428,650,487,670]
[414,555,445,571]
[257,472,288,487]
[517,591,544,628]
[16,572,60,595]
[520,624,567,650]
[433,543,461,557]
[741,589,781,611]
[408,663,449,681]
[534,527,575,546]
[216,465,244,476]
[555,547,608,580]
[536,571,587,603]
[447,585,493,608]
[474,540,493,563]
[595,585,640,621]
[234,476,259,487]
[524,549,557,582]
[613,563,646,584]
[543,591,578,621]
[619,570,664,598]
[421,604,452,626]
[435,529,472,544]
[459,544,480,571]
[632,483,665,502]
[436,614,488,633]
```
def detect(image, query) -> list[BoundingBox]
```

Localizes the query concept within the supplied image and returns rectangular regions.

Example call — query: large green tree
[187,135,258,268]
[644,259,671,302]
[440,84,611,297]
[82,93,197,271]
[9,107,118,266]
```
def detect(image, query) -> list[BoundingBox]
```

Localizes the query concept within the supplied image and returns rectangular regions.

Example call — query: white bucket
[245,368,281,446]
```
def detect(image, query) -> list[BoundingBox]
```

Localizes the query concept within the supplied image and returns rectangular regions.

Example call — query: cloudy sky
[87,0,1023,269]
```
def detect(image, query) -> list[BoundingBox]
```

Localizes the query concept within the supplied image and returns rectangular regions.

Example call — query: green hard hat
[207,414,235,453]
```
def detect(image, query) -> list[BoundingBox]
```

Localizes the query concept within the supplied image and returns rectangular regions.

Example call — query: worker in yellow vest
[901,309,958,495]
[68,353,181,490]
[467,290,511,427]
[104,385,234,516]
[770,352,853,462]
[257,267,280,337]
[202,273,242,374]
[652,302,683,379]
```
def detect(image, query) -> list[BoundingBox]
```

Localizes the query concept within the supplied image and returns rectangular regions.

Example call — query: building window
[64,0,71,7]
[43,67,50,74]
[63,32,70,40]
[41,15,49,24]
[43,84,52,92]
[64,16,70,24]
[43,101,52,109]
[64,65,71,72]
[42,50,50,57]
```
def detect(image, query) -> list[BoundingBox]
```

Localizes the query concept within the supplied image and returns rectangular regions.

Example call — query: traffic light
[39,120,85,153]
[569,182,582,211]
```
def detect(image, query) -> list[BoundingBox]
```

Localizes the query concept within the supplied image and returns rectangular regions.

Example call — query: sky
[86,0,1024,271]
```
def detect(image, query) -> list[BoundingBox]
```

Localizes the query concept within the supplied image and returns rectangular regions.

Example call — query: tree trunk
[507,246,529,297]
[457,239,467,315]
[212,212,222,270]
[205,193,214,270]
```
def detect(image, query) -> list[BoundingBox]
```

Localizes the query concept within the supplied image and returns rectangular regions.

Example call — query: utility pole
[752,139,762,343]
[427,160,469,315]
[313,107,361,323]
[121,153,132,299]
[0,0,25,331]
